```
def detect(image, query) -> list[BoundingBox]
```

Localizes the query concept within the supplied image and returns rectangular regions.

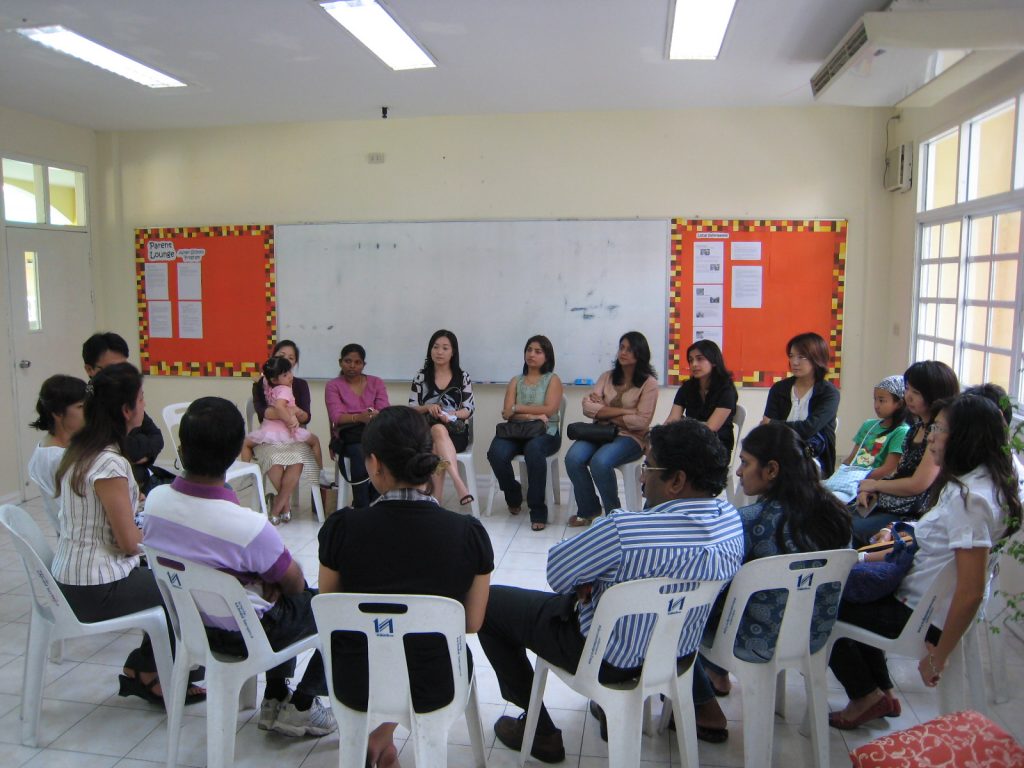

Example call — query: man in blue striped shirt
[478,419,744,762]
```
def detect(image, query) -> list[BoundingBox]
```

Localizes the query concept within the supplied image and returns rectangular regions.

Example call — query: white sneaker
[272,698,337,737]
[258,694,288,730]
[318,468,336,487]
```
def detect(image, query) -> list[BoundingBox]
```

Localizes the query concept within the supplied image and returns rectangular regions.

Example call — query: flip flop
[460,494,475,506]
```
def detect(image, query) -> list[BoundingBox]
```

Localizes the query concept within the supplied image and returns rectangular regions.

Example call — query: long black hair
[30,375,86,434]
[56,363,142,497]
[904,361,959,422]
[423,329,463,387]
[611,331,656,388]
[685,339,733,391]
[927,395,1021,540]
[741,422,852,552]
[362,406,441,487]
[522,335,555,375]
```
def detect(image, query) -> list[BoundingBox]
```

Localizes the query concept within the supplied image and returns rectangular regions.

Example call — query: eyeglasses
[641,460,667,474]
[927,423,949,434]
[787,354,808,363]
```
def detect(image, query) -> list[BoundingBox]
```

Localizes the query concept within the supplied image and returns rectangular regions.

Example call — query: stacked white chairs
[0,505,173,747]
[486,396,568,516]
[520,577,727,768]
[700,549,857,768]
[311,592,487,768]
[145,547,320,768]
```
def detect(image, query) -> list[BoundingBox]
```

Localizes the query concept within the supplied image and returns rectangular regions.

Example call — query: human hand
[918,642,944,687]
[859,478,879,494]
[587,393,603,404]
[856,489,876,508]
[575,583,594,604]
[537,413,549,424]
[428,404,443,419]
[870,526,894,545]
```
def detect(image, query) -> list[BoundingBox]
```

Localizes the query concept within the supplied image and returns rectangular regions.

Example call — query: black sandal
[119,672,206,706]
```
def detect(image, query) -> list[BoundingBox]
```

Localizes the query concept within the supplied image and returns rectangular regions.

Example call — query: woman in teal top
[486,335,563,530]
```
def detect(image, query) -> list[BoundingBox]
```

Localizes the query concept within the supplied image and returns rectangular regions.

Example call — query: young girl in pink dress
[242,357,324,519]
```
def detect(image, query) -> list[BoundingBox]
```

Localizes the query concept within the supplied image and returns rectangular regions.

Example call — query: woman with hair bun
[318,406,494,768]
[28,374,87,503]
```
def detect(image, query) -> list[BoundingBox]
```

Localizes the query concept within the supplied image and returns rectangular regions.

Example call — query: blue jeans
[487,433,561,524]
[565,436,643,518]
[338,442,377,508]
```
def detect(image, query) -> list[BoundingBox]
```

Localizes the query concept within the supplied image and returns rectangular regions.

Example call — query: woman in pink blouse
[565,331,659,525]
[325,344,390,507]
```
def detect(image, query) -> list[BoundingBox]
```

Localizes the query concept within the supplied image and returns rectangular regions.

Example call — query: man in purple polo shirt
[142,397,335,738]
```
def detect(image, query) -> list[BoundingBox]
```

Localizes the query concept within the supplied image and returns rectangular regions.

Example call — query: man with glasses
[477,419,744,762]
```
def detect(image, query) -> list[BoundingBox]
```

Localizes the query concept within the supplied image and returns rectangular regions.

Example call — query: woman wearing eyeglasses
[761,332,840,478]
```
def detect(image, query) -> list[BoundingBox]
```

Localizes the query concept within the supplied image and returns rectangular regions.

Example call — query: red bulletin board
[667,219,847,388]
[134,225,276,376]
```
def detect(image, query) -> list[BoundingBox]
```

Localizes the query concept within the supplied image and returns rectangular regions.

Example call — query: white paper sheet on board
[177,262,203,301]
[144,263,169,301]
[693,242,724,283]
[693,326,723,347]
[148,301,172,338]
[731,241,762,261]
[731,266,763,308]
[693,284,724,325]
[178,301,203,339]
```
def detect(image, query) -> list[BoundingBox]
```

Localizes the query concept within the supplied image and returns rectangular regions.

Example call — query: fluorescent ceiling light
[669,0,737,60]
[320,0,435,71]
[15,25,185,88]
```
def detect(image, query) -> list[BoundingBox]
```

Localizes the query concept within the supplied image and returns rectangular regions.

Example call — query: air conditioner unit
[811,9,1024,107]
[884,142,913,193]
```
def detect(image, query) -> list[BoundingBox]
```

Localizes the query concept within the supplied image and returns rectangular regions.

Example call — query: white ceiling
[0,0,1016,131]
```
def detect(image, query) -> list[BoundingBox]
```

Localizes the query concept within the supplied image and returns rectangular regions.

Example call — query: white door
[5,226,94,500]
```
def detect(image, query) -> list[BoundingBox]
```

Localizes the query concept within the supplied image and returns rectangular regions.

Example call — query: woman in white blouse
[28,374,86,503]
[53,362,202,705]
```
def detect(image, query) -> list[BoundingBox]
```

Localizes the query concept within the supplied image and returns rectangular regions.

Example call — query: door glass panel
[24,251,41,331]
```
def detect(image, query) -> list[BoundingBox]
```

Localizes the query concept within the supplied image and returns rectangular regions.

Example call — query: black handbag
[567,422,618,444]
[495,420,545,441]
[329,422,365,456]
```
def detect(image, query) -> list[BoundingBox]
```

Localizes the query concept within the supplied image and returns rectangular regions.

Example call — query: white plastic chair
[145,546,320,768]
[243,397,323,520]
[311,592,487,768]
[30,479,61,535]
[164,401,268,517]
[437,424,480,516]
[724,404,748,506]
[520,577,727,768]
[566,457,644,515]
[700,549,857,768]
[486,396,568,516]
[827,555,989,720]
[0,505,174,747]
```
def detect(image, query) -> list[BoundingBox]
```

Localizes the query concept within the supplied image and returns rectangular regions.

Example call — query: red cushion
[849,710,1024,767]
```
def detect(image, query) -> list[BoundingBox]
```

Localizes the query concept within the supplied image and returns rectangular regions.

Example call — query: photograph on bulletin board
[667,219,847,388]
[134,225,276,376]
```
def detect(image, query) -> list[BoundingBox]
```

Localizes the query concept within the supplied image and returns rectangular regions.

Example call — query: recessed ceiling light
[319,0,435,71]
[669,0,737,61]
[15,25,186,88]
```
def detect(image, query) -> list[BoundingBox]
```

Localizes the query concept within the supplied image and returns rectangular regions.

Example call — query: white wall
[0,106,96,500]
[88,106,895,480]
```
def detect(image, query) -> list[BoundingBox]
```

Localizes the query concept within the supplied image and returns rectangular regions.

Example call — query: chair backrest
[571,577,727,693]
[144,546,276,663]
[244,397,256,432]
[161,402,191,469]
[556,395,568,440]
[30,480,61,534]
[732,404,747,452]
[311,592,471,723]
[887,556,961,656]
[711,549,857,663]
[0,504,80,627]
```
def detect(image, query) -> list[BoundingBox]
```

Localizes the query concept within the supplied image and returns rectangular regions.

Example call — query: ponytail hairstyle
[926,395,1022,540]
[261,355,293,400]
[740,422,852,552]
[611,331,657,388]
[362,406,441,487]
[29,375,87,434]
[56,363,142,497]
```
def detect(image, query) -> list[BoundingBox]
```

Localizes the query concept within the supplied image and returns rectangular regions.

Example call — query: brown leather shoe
[494,714,566,763]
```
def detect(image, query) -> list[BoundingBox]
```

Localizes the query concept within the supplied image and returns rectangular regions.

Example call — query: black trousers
[205,588,326,697]
[477,586,640,735]
[827,595,919,700]
[59,566,168,674]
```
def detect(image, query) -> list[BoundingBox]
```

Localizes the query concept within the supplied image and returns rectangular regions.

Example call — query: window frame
[1,153,89,231]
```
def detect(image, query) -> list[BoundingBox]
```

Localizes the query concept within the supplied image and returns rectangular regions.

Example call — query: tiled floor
[1,488,1023,767]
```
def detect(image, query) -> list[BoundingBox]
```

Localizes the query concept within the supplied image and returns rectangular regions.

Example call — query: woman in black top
[665,340,738,455]
[761,332,840,477]
[318,406,493,768]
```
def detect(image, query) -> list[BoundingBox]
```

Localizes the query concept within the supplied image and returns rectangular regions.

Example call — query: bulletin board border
[667,218,847,388]
[134,224,277,377]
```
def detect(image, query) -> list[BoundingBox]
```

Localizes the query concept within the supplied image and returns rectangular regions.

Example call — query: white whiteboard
[276,220,669,382]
